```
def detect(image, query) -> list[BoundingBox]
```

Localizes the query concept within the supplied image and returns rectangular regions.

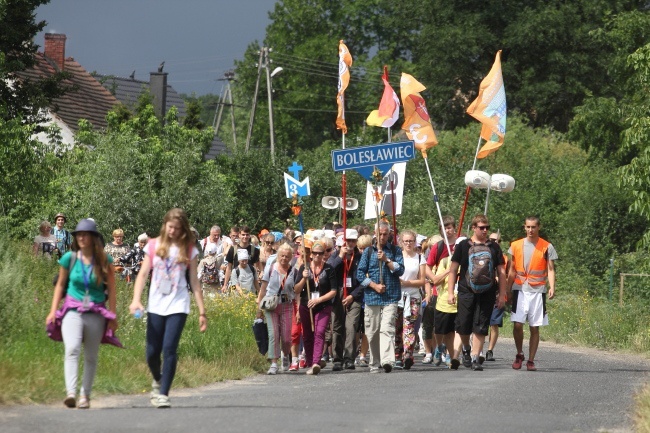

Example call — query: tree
[0,0,70,125]
[182,99,206,130]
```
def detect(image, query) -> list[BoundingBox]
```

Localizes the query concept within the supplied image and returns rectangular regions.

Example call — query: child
[198,243,221,297]
[234,249,259,295]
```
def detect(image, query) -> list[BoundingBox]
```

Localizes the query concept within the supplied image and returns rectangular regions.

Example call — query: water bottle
[134,309,143,319]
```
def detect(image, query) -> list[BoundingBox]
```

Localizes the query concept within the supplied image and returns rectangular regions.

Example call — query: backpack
[201,260,219,284]
[465,240,495,293]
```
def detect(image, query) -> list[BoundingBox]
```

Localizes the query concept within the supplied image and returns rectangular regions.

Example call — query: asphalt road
[2,338,648,433]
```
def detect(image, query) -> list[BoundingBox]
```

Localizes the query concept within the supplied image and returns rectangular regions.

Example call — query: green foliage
[182,99,206,130]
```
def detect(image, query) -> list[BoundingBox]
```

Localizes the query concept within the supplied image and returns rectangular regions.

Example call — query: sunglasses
[311,251,325,256]
[476,225,490,231]
[325,248,333,252]
[263,241,273,245]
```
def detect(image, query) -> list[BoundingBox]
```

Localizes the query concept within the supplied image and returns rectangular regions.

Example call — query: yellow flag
[336,40,353,134]
[466,50,507,158]
[400,73,437,156]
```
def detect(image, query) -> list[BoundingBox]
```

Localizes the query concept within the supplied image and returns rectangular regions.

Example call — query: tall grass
[0,238,266,405]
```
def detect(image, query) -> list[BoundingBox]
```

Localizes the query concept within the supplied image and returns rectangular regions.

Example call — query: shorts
[490,306,505,327]
[510,290,548,327]
[421,296,437,340]
[434,309,456,335]
[455,288,496,336]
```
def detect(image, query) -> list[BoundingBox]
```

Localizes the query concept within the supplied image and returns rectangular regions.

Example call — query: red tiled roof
[16,53,119,132]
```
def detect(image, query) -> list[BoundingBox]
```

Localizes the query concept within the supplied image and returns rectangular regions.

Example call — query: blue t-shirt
[59,251,113,303]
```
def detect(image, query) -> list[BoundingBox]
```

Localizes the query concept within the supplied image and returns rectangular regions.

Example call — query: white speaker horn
[464,170,491,189]
[490,174,515,192]
[321,196,339,209]
[341,197,358,211]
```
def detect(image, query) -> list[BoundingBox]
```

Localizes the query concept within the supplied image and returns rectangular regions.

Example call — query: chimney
[44,33,66,71]
[149,71,168,121]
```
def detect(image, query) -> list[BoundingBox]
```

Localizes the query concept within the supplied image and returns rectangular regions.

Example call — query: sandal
[77,396,90,409]
[64,393,76,408]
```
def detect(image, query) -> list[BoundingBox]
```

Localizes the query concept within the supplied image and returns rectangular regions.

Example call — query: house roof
[16,53,119,131]
[94,74,187,119]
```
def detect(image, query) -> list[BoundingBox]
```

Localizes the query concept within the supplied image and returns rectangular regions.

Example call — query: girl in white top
[396,229,426,369]
[130,208,207,408]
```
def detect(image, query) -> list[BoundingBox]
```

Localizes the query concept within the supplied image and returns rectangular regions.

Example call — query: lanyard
[311,263,322,287]
[79,256,94,294]
[343,255,353,298]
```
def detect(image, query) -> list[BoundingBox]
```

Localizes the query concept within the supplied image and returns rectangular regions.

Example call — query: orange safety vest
[511,238,550,287]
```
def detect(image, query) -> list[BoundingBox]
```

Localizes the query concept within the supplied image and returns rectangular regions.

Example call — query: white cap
[324,229,335,239]
[292,231,303,241]
[311,229,325,240]
[345,228,359,240]
[237,249,250,261]
[206,243,218,255]
[416,234,426,247]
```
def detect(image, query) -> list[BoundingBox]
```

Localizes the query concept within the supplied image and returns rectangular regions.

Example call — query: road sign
[331,140,415,181]
[284,161,311,198]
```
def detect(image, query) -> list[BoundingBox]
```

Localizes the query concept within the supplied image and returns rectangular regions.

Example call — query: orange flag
[400,73,438,157]
[466,50,507,159]
[366,66,400,128]
[336,40,353,134]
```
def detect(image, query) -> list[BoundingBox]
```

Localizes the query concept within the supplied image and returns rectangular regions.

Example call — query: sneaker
[478,353,485,365]
[151,379,161,399]
[289,361,299,372]
[450,359,460,370]
[321,353,330,364]
[318,359,327,369]
[332,362,343,371]
[369,366,381,373]
[267,364,278,375]
[422,355,433,364]
[344,361,356,370]
[526,360,537,371]
[357,357,369,367]
[382,363,393,373]
[299,357,307,369]
[77,396,90,409]
[404,356,414,370]
[64,393,76,408]
[471,361,484,371]
[433,348,442,366]
[394,360,404,369]
[281,356,289,371]
[485,350,495,361]
[512,353,525,370]
[445,356,452,369]
[153,395,171,408]
[462,348,472,368]
[311,364,321,375]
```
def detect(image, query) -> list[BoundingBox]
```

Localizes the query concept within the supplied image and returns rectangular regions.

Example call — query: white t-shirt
[146,239,199,316]
[400,253,424,298]
[235,265,256,293]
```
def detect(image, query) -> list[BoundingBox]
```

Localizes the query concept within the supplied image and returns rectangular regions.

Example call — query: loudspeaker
[321,196,339,209]
[341,197,358,210]
[490,174,515,192]
[464,170,491,189]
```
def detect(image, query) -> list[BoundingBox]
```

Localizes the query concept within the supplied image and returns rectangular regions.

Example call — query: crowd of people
[42,209,557,409]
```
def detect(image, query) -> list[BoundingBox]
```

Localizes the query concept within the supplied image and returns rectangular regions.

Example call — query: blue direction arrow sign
[284,161,311,198]
[331,140,415,181]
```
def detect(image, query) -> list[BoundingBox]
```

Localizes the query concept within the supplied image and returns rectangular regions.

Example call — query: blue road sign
[284,161,311,198]
[331,141,415,181]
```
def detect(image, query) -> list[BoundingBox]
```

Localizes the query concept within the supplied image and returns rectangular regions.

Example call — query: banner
[364,162,406,219]
[400,73,438,156]
[366,66,399,128]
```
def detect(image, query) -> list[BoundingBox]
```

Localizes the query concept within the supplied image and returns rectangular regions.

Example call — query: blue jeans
[146,312,187,396]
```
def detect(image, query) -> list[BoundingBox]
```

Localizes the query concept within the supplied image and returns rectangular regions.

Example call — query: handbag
[259,294,280,311]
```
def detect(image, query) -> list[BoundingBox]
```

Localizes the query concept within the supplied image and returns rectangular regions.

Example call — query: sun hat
[72,219,101,236]
[206,243,218,255]
[292,231,303,241]
[54,213,67,222]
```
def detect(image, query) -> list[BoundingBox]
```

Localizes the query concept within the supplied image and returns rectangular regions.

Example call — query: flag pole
[423,154,452,257]
[297,210,315,332]
[387,127,398,237]
[457,135,483,236]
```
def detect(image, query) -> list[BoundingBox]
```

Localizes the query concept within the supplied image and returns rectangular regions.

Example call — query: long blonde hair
[156,208,195,264]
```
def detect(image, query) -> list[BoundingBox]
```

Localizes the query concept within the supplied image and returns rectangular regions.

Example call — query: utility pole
[264,47,276,163]
[213,70,237,148]
[245,49,264,153]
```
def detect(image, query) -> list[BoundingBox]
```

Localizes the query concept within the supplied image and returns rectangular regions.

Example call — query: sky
[36,0,275,96]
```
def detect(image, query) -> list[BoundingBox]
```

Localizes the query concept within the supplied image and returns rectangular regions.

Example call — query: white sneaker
[281,356,289,371]
[150,379,161,399]
[152,394,170,408]
[267,364,278,375]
